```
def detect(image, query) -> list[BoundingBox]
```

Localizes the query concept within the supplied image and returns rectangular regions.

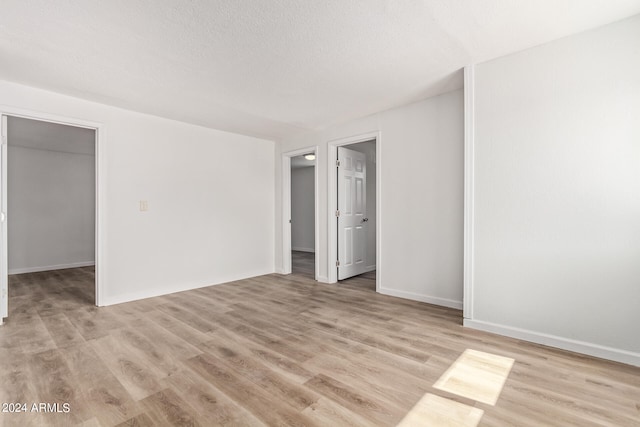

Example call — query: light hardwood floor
[1,266,639,426]
[292,251,315,281]
[292,251,376,292]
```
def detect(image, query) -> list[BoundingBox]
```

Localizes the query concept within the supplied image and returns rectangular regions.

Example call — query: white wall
[349,140,376,271]
[8,117,95,273]
[0,80,275,306]
[468,14,640,365]
[291,165,315,252]
[277,90,464,308]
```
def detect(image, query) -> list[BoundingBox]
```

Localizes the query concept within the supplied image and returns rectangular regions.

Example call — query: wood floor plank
[76,417,103,427]
[200,330,321,411]
[185,352,319,426]
[109,327,185,379]
[114,412,156,427]
[304,373,401,425]
[64,307,122,341]
[396,393,484,427]
[90,334,165,401]
[303,327,436,382]
[302,346,429,409]
[434,349,515,405]
[162,366,266,426]
[167,289,232,314]
[27,348,92,425]
[502,377,640,426]
[11,311,59,355]
[203,326,316,384]
[155,302,218,333]
[301,314,432,362]
[144,310,214,348]
[40,313,87,349]
[202,310,317,363]
[60,343,141,426]
[2,259,639,426]
[0,355,46,427]
[301,397,375,426]
[137,388,201,427]
[130,316,203,361]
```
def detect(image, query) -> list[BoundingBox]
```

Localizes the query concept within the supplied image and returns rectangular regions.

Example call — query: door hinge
[335,210,340,217]
[336,260,340,267]
[336,159,340,167]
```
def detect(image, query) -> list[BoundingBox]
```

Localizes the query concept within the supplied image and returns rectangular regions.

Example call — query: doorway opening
[290,153,316,280]
[328,132,380,292]
[281,146,319,281]
[1,113,102,323]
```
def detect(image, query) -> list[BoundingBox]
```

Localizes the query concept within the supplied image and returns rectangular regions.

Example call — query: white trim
[281,146,319,280]
[463,65,476,320]
[327,131,381,289]
[95,122,106,307]
[364,265,376,273]
[464,319,640,367]
[0,107,101,130]
[0,115,7,320]
[379,287,463,310]
[0,106,105,308]
[9,261,95,275]
[281,156,292,275]
[292,247,315,253]
[375,136,382,294]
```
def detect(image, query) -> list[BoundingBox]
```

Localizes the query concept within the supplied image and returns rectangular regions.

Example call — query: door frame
[0,106,105,319]
[327,131,381,290]
[281,146,319,280]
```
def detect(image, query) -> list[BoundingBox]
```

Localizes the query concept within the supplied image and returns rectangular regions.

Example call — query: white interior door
[337,146,367,280]
[0,115,8,321]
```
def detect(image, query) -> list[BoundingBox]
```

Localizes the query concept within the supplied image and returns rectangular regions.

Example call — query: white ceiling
[1,1,639,140]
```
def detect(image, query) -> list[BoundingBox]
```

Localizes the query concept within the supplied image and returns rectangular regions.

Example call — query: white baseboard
[292,247,315,253]
[100,269,274,307]
[317,275,330,283]
[378,287,462,310]
[364,265,376,273]
[9,261,95,275]
[464,319,640,367]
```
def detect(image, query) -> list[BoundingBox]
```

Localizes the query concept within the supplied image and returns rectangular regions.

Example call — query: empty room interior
[0,1,639,426]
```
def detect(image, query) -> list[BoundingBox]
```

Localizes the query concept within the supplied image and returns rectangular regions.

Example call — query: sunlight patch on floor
[397,393,484,427]
[434,349,515,405]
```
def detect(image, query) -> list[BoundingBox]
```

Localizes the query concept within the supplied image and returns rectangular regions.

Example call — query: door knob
[362,218,369,222]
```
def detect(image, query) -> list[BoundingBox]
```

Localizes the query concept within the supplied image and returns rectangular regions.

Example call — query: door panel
[338,146,367,280]
[345,228,353,265]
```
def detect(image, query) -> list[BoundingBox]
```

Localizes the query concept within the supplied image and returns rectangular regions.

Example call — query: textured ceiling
[1,1,640,140]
